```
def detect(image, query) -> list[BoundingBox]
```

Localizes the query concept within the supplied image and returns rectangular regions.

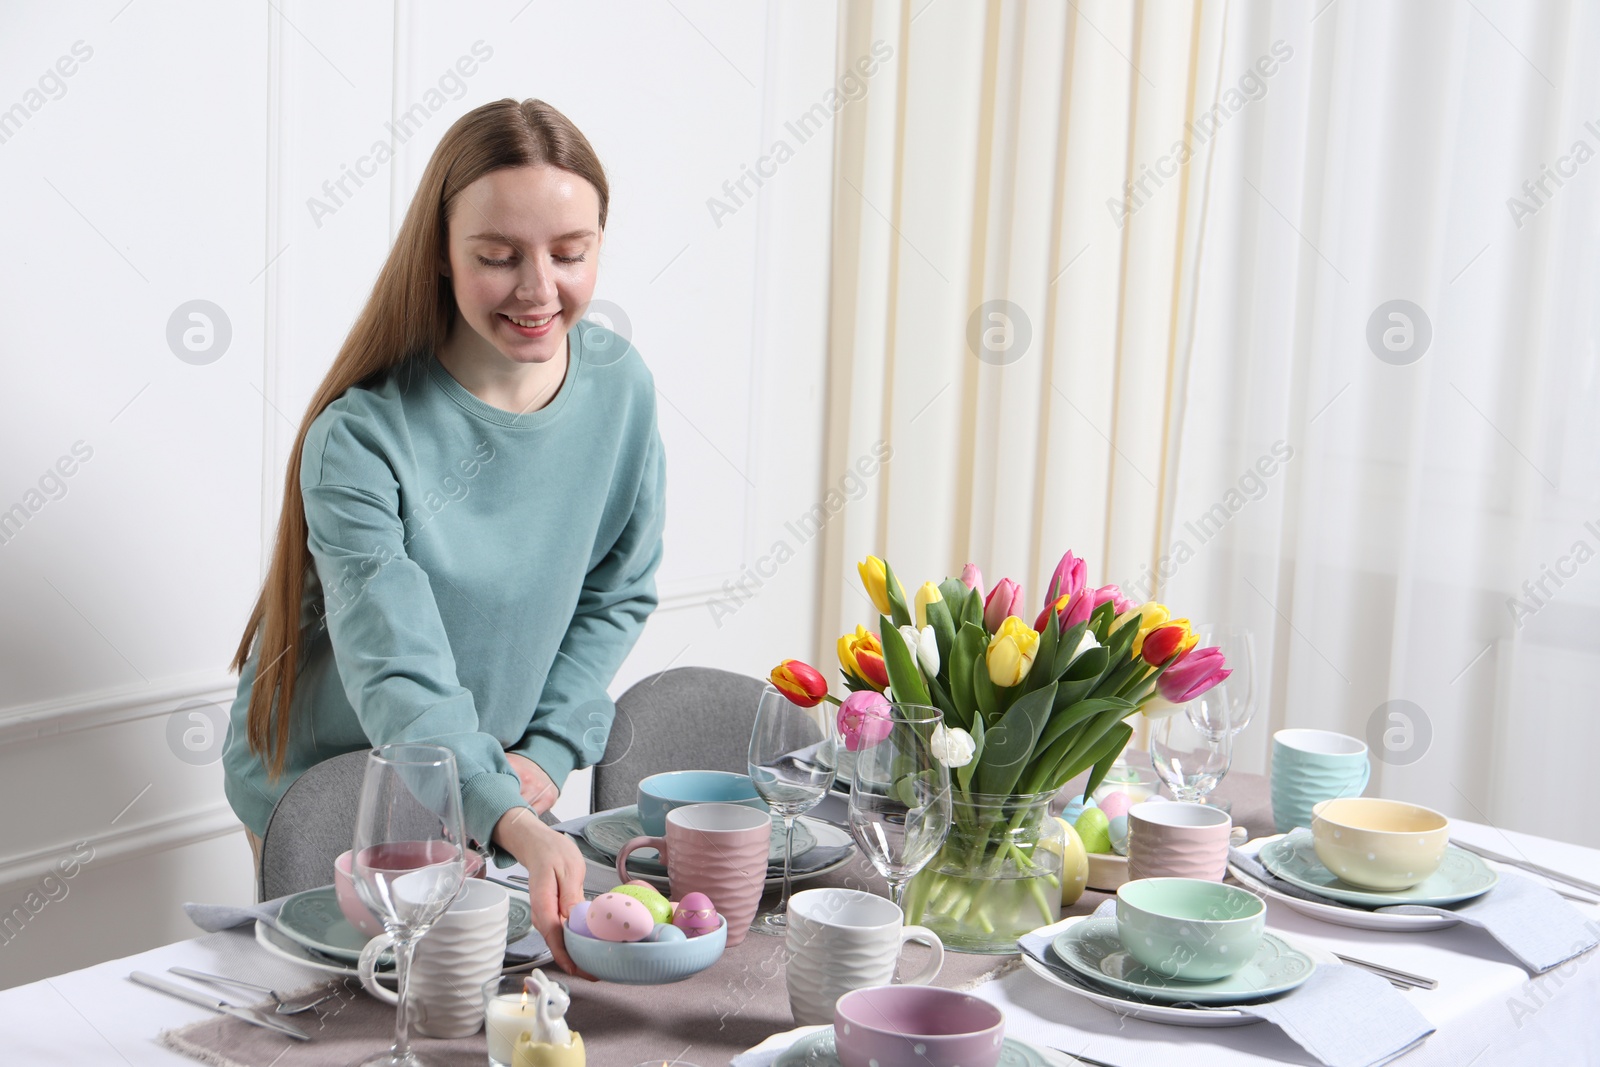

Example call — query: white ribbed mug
[784,888,944,1026]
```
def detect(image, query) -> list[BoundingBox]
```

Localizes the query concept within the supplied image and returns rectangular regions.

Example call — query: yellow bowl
[1311,797,1449,891]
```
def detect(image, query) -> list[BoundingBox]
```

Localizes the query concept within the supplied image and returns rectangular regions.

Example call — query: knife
[1451,839,1600,897]
[128,972,311,1041]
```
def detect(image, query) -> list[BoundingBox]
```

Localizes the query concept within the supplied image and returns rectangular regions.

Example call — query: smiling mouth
[501,312,556,328]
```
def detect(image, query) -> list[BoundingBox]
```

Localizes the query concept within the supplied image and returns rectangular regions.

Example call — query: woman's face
[440,164,603,368]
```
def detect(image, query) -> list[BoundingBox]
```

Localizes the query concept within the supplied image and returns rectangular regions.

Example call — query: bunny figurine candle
[491,970,584,1067]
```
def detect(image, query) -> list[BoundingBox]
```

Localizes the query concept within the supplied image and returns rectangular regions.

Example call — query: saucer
[274,886,531,964]
[1258,833,1498,908]
[1230,836,1462,931]
[1051,917,1315,1005]
[581,805,815,870]
[774,1026,1070,1066]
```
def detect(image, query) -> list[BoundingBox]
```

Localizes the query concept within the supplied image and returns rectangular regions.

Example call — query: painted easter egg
[647,923,687,942]
[610,883,673,925]
[1075,807,1113,854]
[1061,794,1097,822]
[566,900,593,939]
[586,891,653,942]
[1097,791,1132,821]
[671,891,720,938]
[1108,814,1130,856]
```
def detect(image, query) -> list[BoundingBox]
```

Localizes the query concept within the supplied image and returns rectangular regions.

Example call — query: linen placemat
[1015,901,1434,1067]
[1230,831,1600,973]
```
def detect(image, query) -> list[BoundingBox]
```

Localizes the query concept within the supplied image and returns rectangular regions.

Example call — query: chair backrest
[257,749,370,901]
[591,666,773,813]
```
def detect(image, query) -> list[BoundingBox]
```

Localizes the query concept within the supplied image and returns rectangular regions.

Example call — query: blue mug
[1270,729,1370,834]
[636,770,769,837]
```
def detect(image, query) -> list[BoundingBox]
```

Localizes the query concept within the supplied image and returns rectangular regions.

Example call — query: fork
[167,967,343,1014]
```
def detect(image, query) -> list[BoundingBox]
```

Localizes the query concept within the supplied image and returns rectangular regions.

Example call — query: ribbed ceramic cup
[784,888,944,1025]
[1271,729,1371,833]
[1126,801,1233,882]
[616,802,771,946]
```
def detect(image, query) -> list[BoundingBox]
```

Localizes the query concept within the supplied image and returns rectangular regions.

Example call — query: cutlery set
[127,970,321,1041]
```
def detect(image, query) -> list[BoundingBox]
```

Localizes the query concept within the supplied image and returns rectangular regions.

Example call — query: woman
[221,98,665,976]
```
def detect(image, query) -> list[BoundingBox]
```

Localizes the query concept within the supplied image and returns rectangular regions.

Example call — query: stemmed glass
[1195,624,1256,736]
[351,743,468,1067]
[748,685,838,933]
[1150,681,1234,804]
[846,704,952,909]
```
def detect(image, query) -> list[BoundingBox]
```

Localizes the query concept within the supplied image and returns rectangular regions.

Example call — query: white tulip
[899,624,940,678]
[930,724,976,768]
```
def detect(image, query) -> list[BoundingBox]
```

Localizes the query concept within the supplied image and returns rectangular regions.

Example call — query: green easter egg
[610,883,673,925]
[1074,806,1113,854]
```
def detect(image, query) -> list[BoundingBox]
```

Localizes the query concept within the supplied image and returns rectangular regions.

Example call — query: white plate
[254,920,549,979]
[1230,836,1462,932]
[574,815,854,891]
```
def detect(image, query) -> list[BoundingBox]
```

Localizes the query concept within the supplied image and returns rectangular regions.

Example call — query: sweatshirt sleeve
[509,423,667,790]
[301,422,532,850]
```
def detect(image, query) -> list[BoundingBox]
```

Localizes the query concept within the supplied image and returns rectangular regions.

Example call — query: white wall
[0,0,839,989]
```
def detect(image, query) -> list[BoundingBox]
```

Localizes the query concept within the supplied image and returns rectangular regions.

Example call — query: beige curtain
[816,0,1226,687]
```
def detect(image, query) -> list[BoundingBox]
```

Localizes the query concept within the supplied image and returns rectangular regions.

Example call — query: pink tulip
[1045,551,1088,606]
[983,579,1024,634]
[1064,588,1094,629]
[1156,646,1231,703]
[837,690,894,752]
[1092,584,1133,616]
[960,563,985,598]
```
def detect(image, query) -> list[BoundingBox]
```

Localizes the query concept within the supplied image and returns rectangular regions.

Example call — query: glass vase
[901,789,1065,954]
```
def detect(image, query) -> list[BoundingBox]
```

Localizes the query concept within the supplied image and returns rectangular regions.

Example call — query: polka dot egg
[586,891,653,942]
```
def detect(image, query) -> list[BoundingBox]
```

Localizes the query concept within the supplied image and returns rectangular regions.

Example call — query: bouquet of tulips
[769,550,1230,945]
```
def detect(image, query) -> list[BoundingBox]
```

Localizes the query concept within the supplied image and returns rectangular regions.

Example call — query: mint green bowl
[1116,878,1265,981]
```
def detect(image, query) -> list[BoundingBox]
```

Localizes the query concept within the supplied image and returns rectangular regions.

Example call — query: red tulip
[770,659,829,708]
[1141,622,1198,666]
[1156,646,1230,703]
[983,579,1024,634]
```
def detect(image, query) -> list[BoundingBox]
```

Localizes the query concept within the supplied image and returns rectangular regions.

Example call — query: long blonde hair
[232,98,609,779]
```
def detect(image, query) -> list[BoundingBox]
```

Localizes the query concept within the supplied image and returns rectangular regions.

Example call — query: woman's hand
[492,806,594,980]
[505,752,560,814]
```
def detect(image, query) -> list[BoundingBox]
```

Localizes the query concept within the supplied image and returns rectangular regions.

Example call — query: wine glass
[1150,681,1234,804]
[748,685,838,933]
[351,743,468,1067]
[1195,624,1256,736]
[846,704,952,908]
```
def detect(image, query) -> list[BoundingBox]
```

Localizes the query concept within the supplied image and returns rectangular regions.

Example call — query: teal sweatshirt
[222,321,665,854]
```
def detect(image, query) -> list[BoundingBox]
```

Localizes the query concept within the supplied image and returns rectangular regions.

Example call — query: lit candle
[486,990,538,1065]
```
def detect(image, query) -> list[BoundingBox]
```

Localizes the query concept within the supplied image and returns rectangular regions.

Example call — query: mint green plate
[581,805,814,871]
[1259,834,1498,908]
[1052,917,1315,1006]
[275,886,531,964]
[774,1027,1068,1066]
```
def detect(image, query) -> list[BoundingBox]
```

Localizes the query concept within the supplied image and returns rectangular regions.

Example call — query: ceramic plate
[774,1026,1071,1066]
[571,817,853,890]
[1229,837,1461,932]
[254,918,379,977]
[1019,951,1259,1028]
[1051,918,1316,1005]
[1258,834,1498,908]
[273,886,532,964]
[581,805,816,870]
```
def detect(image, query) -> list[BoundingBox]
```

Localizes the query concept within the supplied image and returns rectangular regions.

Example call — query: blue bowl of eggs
[564,887,727,985]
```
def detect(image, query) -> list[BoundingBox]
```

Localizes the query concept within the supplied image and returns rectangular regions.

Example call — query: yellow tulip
[856,556,905,617]
[1124,602,1171,659]
[913,582,943,629]
[986,616,1041,688]
[837,625,890,690]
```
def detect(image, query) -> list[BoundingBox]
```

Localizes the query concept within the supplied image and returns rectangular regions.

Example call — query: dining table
[1,765,1596,1066]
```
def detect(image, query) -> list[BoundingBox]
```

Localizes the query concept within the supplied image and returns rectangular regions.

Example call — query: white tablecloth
[0,819,1594,1066]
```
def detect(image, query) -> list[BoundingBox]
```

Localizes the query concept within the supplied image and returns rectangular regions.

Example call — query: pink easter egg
[586,891,653,942]
[1098,791,1132,820]
[566,900,593,939]
[671,891,720,938]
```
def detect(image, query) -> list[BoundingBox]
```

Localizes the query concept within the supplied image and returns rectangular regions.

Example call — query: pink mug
[616,802,772,946]
[1126,801,1232,882]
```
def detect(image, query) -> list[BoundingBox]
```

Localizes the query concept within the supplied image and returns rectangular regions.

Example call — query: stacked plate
[568,805,854,889]
[1230,833,1498,931]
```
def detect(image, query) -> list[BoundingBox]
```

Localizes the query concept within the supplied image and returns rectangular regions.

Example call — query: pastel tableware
[1270,729,1370,833]
[357,878,510,1038]
[774,1028,1057,1065]
[582,804,813,869]
[636,770,769,837]
[1115,877,1265,981]
[784,887,944,1026]
[1052,916,1315,1005]
[1311,797,1450,890]
[274,885,530,963]
[1258,831,1497,907]
[334,844,485,938]
[562,915,726,984]
[615,802,773,946]
[832,986,1005,1067]
[1126,800,1233,882]
[1228,836,1463,931]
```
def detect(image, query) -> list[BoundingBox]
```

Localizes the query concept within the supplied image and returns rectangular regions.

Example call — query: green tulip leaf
[949,623,984,724]
[1106,613,1140,663]
[883,561,914,629]
[1019,696,1133,794]
[1082,722,1136,798]
[964,587,986,629]
[938,579,970,622]
[1052,621,1090,680]
[972,649,1000,724]
[974,683,1057,797]
[926,599,956,679]
[1055,707,1135,786]
[925,671,961,728]
[879,614,931,707]
[1089,599,1117,639]
[957,713,984,792]
[1026,611,1060,694]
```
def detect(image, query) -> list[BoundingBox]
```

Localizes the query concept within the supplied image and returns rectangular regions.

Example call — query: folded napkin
[1230,832,1600,974]
[729,1024,831,1067]
[1016,901,1434,1067]
[550,810,608,836]
[184,894,552,964]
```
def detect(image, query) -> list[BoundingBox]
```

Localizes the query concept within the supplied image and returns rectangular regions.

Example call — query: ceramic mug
[358,878,509,1038]
[784,888,945,1025]
[1126,801,1233,882]
[1271,729,1371,833]
[616,802,772,946]
[636,770,769,837]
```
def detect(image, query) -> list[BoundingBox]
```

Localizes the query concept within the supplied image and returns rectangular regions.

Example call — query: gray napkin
[184,894,551,964]
[1017,901,1434,1067]
[551,810,607,836]
[1230,832,1600,974]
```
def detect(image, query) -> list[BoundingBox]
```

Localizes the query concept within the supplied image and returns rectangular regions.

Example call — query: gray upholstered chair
[257,749,370,902]
[590,666,773,812]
